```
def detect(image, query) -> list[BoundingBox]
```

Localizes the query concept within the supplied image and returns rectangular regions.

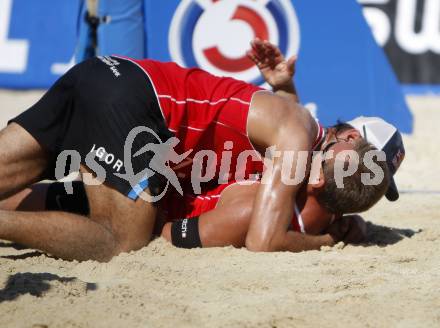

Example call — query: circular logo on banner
[169,0,300,85]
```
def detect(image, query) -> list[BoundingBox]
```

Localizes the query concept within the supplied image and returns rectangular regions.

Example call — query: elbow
[245,235,280,252]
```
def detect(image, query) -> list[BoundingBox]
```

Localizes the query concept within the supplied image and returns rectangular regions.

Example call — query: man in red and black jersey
[0,40,393,261]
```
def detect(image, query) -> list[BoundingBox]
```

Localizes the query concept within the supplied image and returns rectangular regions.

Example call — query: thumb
[286,55,297,72]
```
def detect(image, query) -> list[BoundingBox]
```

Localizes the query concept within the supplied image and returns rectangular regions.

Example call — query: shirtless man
[158,39,403,250]
[0,41,390,261]
[1,115,401,251]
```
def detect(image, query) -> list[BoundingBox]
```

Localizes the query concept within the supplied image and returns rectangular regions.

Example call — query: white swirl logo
[116,126,192,203]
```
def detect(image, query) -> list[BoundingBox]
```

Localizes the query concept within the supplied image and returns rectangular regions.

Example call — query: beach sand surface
[0,90,438,328]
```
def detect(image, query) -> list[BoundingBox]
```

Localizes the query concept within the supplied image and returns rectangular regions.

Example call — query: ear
[307,166,326,194]
[343,128,362,141]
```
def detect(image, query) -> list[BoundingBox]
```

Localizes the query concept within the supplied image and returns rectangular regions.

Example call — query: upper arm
[161,183,257,248]
[248,92,315,151]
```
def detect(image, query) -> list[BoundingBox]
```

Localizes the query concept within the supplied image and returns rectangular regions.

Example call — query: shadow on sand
[0,242,57,260]
[0,241,29,250]
[0,272,97,302]
[364,222,421,247]
[0,241,49,260]
[1,251,45,260]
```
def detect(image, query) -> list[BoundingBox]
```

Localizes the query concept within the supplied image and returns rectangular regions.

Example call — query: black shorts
[46,181,90,216]
[10,56,173,199]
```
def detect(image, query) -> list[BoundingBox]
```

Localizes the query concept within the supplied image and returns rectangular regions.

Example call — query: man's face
[308,129,360,191]
[321,128,361,166]
[327,141,356,156]
[322,141,357,183]
[321,128,362,154]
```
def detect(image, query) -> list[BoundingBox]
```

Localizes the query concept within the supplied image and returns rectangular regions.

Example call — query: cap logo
[392,149,405,170]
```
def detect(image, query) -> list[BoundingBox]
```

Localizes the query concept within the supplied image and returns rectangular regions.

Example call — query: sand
[0,90,439,328]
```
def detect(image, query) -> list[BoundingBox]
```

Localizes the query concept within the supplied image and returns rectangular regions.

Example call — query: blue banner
[0,0,80,89]
[0,0,413,133]
[76,0,145,62]
[145,0,412,133]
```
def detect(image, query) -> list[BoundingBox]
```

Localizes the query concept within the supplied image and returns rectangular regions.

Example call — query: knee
[90,236,136,263]
[81,218,151,262]
[113,238,150,256]
[99,225,151,261]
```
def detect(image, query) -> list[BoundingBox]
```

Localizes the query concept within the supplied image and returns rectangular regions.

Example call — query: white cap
[347,116,405,201]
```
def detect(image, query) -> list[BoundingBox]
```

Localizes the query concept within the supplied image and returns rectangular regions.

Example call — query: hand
[326,215,367,244]
[246,38,297,89]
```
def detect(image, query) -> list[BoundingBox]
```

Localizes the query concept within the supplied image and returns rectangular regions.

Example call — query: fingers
[326,216,351,242]
[248,38,284,66]
[263,39,282,58]
[246,50,263,68]
[286,55,297,67]
[286,56,297,75]
[250,38,264,55]
[246,50,256,62]
[249,38,268,62]
[326,215,368,245]
[246,44,266,68]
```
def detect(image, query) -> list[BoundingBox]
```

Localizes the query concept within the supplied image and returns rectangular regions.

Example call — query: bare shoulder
[248,91,317,148]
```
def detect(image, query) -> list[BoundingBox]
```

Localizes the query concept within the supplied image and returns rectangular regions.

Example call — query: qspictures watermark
[54,126,387,202]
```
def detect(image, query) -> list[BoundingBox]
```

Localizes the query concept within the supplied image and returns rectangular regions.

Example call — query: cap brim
[386,178,399,201]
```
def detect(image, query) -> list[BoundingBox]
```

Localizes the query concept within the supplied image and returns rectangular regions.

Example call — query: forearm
[245,121,314,252]
[280,231,335,252]
[163,221,336,252]
[0,210,118,262]
[161,210,248,249]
